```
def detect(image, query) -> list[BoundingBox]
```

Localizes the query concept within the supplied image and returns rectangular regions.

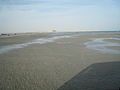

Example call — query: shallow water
[0,35,71,54]
[84,38,120,54]
[0,32,120,54]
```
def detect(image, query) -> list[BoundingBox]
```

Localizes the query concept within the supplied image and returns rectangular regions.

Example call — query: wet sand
[0,33,49,46]
[0,32,120,90]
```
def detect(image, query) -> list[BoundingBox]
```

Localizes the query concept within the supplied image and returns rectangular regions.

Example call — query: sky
[0,0,120,33]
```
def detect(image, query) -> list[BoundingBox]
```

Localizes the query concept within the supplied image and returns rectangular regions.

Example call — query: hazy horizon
[0,0,120,33]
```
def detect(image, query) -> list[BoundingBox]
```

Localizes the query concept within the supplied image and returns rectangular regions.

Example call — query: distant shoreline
[0,31,120,40]
[0,32,49,38]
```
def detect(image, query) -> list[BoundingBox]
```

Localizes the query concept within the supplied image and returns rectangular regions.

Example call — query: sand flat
[0,33,49,46]
[0,32,120,90]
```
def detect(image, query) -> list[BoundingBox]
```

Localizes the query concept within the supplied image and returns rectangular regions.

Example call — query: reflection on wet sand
[84,38,120,54]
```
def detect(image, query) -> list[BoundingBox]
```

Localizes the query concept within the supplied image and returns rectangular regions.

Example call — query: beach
[0,32,120,90]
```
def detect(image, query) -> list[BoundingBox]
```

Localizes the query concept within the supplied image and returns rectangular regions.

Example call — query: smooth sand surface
[0,33,120,90]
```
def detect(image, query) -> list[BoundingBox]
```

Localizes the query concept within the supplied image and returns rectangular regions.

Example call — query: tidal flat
[0,32,120,90]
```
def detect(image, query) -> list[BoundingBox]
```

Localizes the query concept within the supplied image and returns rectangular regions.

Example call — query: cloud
[0,0,47,5]
[0,0,117,11]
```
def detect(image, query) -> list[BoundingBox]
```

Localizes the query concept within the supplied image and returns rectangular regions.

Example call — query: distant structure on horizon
[52,30,56,33]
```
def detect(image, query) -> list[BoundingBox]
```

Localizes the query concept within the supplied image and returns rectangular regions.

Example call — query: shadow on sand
[58,61,120,90]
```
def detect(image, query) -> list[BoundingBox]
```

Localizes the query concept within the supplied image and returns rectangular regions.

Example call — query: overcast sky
[0,0,120,33]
